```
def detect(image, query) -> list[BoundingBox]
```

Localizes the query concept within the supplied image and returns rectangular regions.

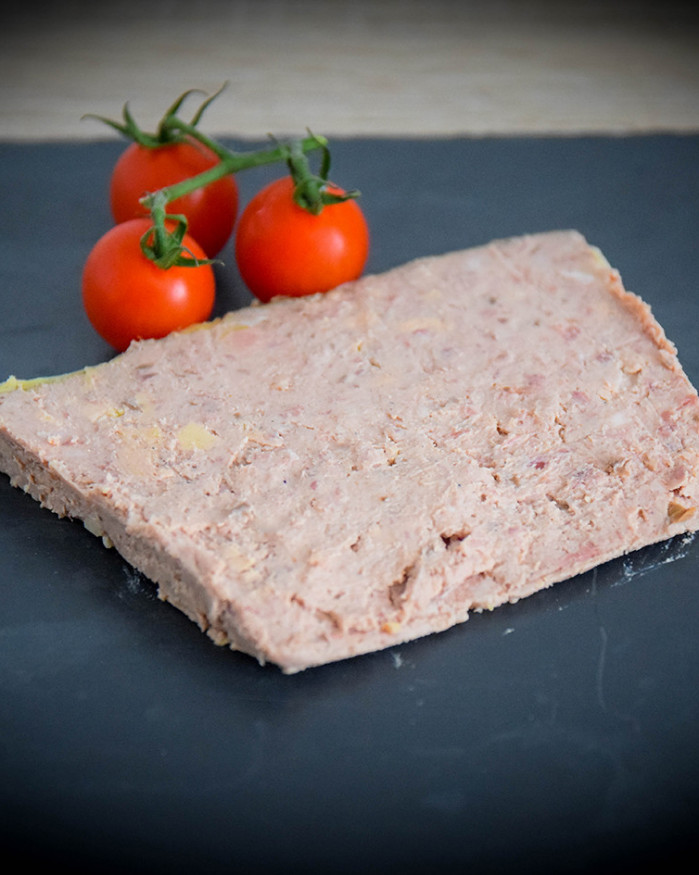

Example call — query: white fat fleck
[560,269,595,285]
[177,422,219,451]
[399,317,444,333]
[83,514,104,538]
[609,410,629,428]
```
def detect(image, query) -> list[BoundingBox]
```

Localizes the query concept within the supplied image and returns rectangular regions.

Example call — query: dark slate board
[1,135,698,874]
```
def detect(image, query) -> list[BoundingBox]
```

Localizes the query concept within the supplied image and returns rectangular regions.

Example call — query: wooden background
[1,0,697,142]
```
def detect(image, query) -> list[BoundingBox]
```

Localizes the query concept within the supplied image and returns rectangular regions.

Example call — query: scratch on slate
[590,566,608,711]
[596,624,608,711]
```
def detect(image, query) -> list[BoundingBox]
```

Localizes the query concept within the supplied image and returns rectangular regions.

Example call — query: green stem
[286,139,328,215]
[140,130,327,213]
[162,113,233,161]
[149,194,171,255]
[87,86,356,269]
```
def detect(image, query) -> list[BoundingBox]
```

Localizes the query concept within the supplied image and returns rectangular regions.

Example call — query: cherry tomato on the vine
[110,139,238,257]
[235,176,369,302]
[82,218,216,352]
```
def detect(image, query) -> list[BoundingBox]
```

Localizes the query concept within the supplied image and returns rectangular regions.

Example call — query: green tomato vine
[85,84,360,269]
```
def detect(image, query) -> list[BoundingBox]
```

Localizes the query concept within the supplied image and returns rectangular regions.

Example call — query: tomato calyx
[140,195,217,270]
[283,136,361,216]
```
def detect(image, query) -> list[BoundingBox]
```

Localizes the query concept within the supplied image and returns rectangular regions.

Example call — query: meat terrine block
[1,230,698,672]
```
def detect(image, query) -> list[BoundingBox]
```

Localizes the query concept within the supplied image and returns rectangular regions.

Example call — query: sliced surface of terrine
[1,230,698,672]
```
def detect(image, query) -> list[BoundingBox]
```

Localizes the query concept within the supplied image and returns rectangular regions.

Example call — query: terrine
[1,230,698,672]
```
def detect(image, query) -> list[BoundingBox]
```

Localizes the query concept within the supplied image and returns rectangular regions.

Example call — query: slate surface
[1,136,698,873]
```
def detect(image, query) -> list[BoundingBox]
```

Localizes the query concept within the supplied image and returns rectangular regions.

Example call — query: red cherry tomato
[235,176,369,302]
[82,218,216,352]
[110,139,238,257]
